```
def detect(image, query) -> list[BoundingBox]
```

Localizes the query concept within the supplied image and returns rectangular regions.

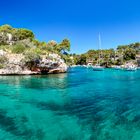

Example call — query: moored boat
[123,64,137,71]
[113,66,122,70]
[124,67,137,71]
[93,65,104,71]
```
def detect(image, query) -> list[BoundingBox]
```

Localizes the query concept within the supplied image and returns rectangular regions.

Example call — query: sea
[0,67,140,140]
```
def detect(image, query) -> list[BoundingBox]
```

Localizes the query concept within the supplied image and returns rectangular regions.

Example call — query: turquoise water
[0,67,140,140]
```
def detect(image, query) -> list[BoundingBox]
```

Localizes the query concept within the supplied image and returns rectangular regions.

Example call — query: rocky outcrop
[37,53,67,74]
[0,25,69,75]
[0,51,68,75]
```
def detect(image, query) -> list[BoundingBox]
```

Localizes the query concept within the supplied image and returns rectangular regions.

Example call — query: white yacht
[123,64,137,71]
[93,64,105,71]
[124,65,137,71]
[113,66,122,70]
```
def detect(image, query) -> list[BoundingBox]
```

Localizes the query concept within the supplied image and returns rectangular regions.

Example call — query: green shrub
[0,56,8,63]
[0,56,8,69]
[24,51,40,62]
[0,45,10,51]
[22,51,41,70]
[34,48,46,55]
[0,64,4,69]
[11,44,26,54]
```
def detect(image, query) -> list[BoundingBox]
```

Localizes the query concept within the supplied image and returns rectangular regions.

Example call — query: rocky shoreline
[0,69,67,75]
[0,65,68,75]
[0,51,68,75]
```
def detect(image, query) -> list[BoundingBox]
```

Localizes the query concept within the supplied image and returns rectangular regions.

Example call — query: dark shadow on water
[28,92,140,139]
[0,109,45,139]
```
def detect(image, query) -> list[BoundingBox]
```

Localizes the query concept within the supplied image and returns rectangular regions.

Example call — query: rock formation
[0,25,70,75]
[0,51,68,75]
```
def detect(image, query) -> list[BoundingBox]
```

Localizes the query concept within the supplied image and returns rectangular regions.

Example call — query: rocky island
[0,25,71,75]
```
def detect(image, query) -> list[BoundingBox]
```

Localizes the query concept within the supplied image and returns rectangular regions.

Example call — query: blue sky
[1,0,140,54]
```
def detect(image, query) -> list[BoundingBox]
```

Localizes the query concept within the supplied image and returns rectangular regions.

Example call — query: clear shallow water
[0,68,140,140]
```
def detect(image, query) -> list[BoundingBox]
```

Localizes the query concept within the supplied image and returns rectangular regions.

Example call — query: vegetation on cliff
[0,25,70,70]
[0,24,71,74]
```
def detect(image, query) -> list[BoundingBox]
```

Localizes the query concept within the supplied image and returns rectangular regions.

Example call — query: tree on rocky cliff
[117,45,136,61]
[57,39,70,53]
[0,24,73,65]
[123,48,136,60]
[16,28,35,40]
[0,24,12,33]
[0,25,35,45]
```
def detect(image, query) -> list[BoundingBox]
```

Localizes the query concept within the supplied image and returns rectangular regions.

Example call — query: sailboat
[93,33,105,71]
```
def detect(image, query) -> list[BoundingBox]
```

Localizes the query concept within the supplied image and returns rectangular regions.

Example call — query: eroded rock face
[0,53,68,75]
[42,62,68,74]
[37,53,68,74]
[0,33,14,45]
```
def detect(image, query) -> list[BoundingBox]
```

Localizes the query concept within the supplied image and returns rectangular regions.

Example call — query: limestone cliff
[0,50,68,75]
[0,24,70,75]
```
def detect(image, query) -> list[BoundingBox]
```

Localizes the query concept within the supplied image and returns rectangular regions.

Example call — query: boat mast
[98,33,101,65]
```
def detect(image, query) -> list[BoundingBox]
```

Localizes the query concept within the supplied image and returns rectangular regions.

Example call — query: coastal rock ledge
[0,51,68,75]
